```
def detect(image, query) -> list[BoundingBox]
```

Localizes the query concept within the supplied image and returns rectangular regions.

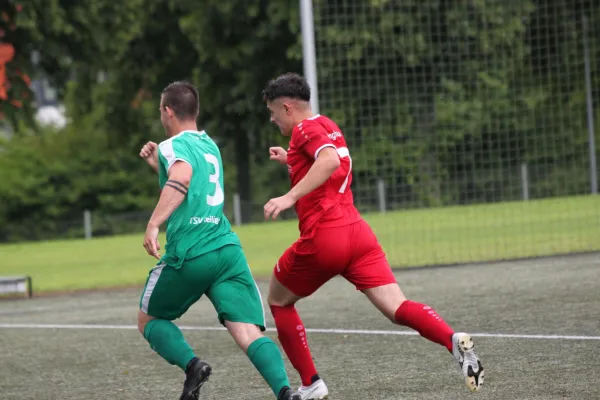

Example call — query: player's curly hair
[262,72,311,102]
[161,81,200,121]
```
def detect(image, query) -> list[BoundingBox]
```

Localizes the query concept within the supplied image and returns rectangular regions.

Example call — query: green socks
[247,337,291,397]
[143,319,196,370]
[143,322,289,397]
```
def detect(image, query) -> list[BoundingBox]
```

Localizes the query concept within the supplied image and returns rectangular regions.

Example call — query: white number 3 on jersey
[204,153,225,206]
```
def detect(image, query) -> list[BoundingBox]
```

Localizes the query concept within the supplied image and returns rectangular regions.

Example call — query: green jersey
[157,130,240,268]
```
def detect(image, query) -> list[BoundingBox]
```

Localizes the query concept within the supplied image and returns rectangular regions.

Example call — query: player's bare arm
[264,147,340,220]
[140,141,159,173]
[143,161,193,258]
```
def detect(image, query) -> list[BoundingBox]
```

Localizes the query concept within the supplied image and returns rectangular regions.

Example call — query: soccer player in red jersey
[261,73,484,399]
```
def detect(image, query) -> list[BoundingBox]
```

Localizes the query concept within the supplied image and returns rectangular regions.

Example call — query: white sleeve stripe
[336,147,352,193]
[336,147,349,157]
[170,158,192,171]
[314,144,336,159]
[159,140,176,167]
[159,140,192,171]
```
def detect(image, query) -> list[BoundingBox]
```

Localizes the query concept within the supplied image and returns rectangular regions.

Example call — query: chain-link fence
[307,0,600,264]
[5,1,600,268]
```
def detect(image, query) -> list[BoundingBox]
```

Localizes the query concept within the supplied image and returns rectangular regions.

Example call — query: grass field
[1,254,600,399]
[1,195,599,293]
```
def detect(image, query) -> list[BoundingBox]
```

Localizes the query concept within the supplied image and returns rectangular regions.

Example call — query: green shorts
[139,244,265,331]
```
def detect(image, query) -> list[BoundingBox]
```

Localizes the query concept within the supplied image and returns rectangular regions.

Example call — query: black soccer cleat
[180,357,212,400]
[278,386,302,400]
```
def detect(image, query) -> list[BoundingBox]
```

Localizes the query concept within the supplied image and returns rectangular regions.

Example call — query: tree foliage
[0,0,599,241]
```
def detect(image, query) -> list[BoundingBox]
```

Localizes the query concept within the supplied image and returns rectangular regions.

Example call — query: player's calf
[268,275,323,389]
[270,304,322,386]
[227,321,299,399]
[364,284,455,351]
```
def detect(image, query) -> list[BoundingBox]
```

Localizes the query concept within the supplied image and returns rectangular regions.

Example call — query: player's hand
[140,141,159,171]
[143,224,161,260]
[264,193,296,220]
[269,147,288,165]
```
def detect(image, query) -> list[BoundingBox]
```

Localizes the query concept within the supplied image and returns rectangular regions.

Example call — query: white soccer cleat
[297,378,329,400]
[452,332,484,392]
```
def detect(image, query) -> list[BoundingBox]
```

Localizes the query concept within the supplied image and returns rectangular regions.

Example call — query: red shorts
[274,219,397,297]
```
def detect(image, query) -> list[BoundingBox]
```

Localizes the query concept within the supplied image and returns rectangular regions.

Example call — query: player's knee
[266,288,282,306]
[363,283,406,323]
[267,293,280,306]
[137,320,146,335]
[370,302,399,323]
[268,270,304,307]
[267,283,302,307]
[225,321,262,352]
[267,294,296,308]
[137,309,153,336]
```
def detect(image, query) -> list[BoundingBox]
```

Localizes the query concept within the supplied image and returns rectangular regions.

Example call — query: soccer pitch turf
[1,194,599,293]
[1,254,599,399]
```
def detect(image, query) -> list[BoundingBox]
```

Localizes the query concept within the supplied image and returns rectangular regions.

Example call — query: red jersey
[286,114,361,236]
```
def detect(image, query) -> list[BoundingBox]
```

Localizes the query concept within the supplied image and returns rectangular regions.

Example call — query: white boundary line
[0,323,599,341]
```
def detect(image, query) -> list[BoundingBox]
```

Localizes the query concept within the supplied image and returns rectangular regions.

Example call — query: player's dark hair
[161,81,200,121]
[262,72,311,103]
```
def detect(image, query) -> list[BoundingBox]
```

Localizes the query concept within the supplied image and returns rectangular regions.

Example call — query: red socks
[269,300,453,387]
[270,305,318,386]
[394,300,454,352]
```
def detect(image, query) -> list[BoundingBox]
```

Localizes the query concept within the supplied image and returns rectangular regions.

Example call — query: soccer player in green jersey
[137,81,301,400]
